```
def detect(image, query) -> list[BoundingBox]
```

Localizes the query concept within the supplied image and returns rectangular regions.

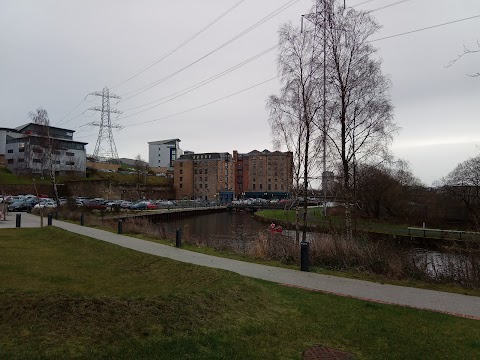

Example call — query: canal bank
[36,213,479,320]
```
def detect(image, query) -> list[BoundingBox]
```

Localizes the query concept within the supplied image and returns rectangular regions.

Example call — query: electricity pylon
[87,86,122,163]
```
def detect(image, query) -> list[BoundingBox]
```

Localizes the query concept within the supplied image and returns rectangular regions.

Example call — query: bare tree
[355,160,420,219]
[134,154,147,184]
[28,107,61,207]
[318,0,396,240]
[267,21,323,243]
[446,40,480,77]
[441,155,480,230]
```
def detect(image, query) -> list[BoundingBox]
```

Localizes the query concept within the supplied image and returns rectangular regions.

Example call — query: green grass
[0,227,479,359]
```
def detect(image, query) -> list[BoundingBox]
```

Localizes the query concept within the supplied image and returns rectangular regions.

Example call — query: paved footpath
[6,213,480,319]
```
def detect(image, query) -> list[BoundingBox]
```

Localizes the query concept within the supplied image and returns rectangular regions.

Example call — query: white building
[5,123,87,177]
[148,139,183,170]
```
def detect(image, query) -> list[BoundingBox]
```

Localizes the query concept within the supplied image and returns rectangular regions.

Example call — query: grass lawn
[0,227,479,359]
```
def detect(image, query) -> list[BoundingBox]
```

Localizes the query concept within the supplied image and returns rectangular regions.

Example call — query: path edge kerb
[284,284,480,321]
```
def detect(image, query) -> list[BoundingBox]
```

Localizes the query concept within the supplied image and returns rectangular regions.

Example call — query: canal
[156,211,477,282]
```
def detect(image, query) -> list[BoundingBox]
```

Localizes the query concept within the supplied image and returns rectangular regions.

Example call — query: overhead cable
[122,76,278,128]
[119,0,300,101]
[118,45,278,117]
[110,0,247,90]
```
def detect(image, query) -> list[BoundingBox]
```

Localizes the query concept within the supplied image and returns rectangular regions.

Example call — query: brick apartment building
[173,152,235,202]
[233,150,293,199]
[173,149,293,202]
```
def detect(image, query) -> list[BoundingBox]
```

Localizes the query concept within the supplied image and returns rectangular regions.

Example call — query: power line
[350,0,382,7]
[122,76,278,128]
[110,0,247,90]
[371,14,480,42]
[74,3,478,136]
[55,95,97,126]
[120,0,301,101]
[368,0,411,13]
[117,45,278,118]
[115,12,480,129]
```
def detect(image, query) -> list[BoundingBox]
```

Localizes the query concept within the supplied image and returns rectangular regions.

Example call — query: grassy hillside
[0,165,170,187]
[0,227,478,359]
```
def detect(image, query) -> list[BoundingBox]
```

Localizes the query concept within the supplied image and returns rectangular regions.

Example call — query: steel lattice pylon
[87,86,122,163]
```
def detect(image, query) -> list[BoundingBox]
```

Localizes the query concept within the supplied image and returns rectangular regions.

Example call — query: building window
[18,158,24,163]
[180,162,183,167]
[19,148,24,153]
[180,183,183,189]
[205,169,208,174]
[180,177,183,181]
[281,184,284,190]
[54,160,60,164]
[180,169,183,174]
[200,184,203,188]
[53,150,61,155]
[275,184,278,190]
[66,161,74,166]
[7,149,13,154]
[253,184,256,190]
[33,159,41,163]
[200,177,202,181]
[268,184,271,190]
[170,148,176,167]
[33,148,43,154]
[259,184,263,190]
[205,183,208,189]
[7,159,13,164]
[66,152,74,156]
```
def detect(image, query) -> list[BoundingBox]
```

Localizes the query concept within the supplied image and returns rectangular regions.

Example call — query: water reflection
[162,211,293,254]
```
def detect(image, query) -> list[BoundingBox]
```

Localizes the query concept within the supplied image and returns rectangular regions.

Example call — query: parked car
[34,201,57,209]
[146,202,156,210]
[8,201,33,212]
[129,202,149,210]
[83,200,107,210]
[120,201,133,208]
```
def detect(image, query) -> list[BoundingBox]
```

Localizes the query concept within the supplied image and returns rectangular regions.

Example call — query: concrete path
[0,211,43,228]
[8,213,480,319]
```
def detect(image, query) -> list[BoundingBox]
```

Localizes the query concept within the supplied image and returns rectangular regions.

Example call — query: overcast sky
[1,0,479,185]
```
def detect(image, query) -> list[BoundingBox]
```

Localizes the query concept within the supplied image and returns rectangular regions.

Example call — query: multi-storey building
[4,123,87,177]
[173,152,234,202]
[148,139,183,170]
[233,149,293,199]
[0,127,20,165]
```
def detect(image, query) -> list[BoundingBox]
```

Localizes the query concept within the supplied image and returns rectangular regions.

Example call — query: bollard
[47,213,53,226]
[118,220,123,234]
[300,241,310,272]
[175,228,182,248]
[16,213,21,228]
[80,213,85,226]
